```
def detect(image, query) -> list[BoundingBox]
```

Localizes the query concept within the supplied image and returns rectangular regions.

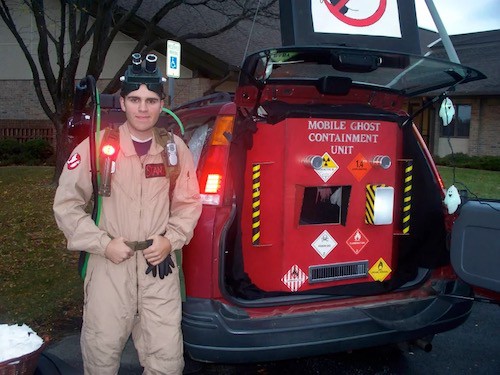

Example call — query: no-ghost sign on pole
[279,0,421,55]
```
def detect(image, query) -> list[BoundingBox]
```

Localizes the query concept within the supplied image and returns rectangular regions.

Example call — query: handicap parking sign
[170,56,177,70]
[166,40,181,78]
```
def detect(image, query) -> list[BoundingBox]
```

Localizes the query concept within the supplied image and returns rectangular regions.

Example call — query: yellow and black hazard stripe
[365,184,386,224]
[252,164,261,245]
[402,160,413,234]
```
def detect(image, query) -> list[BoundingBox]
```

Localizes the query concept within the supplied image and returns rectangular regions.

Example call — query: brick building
[1,1,498,157]
[409,30,500,157]
[0,0,228,148]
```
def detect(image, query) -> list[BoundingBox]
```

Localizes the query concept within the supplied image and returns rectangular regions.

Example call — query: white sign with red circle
[312,0,402,38]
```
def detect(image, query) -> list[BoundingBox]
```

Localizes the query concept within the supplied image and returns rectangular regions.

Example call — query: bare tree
[0,0,279,183]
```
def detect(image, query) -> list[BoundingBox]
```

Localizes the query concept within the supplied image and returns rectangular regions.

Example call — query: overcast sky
[415,0,500,35]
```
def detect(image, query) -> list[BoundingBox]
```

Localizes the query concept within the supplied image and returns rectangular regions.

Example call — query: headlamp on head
[120,53,167,98]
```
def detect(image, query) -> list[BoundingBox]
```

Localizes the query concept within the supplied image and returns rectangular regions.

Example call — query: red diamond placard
[346,228,369,255]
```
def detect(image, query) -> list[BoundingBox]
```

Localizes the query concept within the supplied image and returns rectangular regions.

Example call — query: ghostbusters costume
[54,119,201,374]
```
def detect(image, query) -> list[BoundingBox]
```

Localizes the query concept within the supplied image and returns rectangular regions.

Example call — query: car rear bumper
[182,280,473,363]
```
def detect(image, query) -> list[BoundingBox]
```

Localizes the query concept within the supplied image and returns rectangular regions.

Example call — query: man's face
[120,84,164,139]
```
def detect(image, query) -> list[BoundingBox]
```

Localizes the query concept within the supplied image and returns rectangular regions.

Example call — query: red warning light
[102,144,116,156]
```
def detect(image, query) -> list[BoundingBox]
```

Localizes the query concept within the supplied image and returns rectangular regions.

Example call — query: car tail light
[199,103,236,205]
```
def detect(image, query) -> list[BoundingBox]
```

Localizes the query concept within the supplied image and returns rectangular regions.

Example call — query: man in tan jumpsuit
[53,54,202,374]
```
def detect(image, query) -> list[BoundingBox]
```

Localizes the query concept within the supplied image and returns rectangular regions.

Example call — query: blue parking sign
[170,56,177,69]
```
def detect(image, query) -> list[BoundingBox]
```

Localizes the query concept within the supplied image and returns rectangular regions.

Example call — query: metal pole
[168,78,175,108]
[424,0,460,63]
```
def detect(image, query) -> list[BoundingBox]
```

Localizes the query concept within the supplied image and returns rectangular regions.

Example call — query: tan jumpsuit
[53,123,202,374]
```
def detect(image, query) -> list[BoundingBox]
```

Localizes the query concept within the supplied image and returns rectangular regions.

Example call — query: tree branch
[55,0,67,102]
[0,0,56,123]
[30,0,58,106]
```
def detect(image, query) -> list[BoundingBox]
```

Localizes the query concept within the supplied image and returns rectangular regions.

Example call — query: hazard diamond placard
[346,229,369,255]
[311,230,337,259]
[314,152,339,182]
[282,265,308,292]
[347,153,371,182]
[368,257,392,282]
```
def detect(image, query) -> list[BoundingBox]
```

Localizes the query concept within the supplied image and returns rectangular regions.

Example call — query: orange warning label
[347,153,371,181]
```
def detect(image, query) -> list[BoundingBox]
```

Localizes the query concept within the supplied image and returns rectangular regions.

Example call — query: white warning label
[282,265,308,292]
[311,230,338,259]
[314,152,339,182]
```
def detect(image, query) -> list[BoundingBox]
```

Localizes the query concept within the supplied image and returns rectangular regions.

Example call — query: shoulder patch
[67,153,81,170]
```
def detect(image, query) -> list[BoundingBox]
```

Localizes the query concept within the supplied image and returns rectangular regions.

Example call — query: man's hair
[120,53,166,99]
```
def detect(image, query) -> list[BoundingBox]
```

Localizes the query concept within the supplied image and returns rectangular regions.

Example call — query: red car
[161,46,499,363]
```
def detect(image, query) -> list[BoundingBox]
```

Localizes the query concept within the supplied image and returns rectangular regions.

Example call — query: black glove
[146,254,175,279]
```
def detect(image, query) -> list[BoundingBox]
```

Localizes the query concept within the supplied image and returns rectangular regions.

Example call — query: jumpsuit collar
[119,122,164,157]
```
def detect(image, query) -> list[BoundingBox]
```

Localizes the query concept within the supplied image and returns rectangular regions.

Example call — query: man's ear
[160,99,165,113]
[120,96,126,112]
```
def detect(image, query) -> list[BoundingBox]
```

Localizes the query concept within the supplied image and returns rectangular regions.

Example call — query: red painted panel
[241,117,403,292]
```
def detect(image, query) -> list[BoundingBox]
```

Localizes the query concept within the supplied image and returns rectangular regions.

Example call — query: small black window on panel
[300,186,352,226]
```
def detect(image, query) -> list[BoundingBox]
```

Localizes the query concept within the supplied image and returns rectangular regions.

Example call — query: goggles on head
[120,53,167,98]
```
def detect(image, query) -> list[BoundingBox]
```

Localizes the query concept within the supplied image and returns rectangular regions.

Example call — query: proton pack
[70,53,183,279]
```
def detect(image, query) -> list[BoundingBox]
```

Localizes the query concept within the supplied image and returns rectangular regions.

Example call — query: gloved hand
[146,254,175,279]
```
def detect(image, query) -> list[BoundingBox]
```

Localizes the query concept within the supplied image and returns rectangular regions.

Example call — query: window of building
[440,104,471,137]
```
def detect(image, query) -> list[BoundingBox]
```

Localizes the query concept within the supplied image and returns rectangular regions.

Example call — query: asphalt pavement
[42,334,142,374]
[42,302,499,375]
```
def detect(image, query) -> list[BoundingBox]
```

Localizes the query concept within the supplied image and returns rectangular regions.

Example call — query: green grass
[437,166,500,199]
[0,166,83,341]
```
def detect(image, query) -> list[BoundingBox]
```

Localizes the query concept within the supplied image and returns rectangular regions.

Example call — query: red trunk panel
[241,117,403,292]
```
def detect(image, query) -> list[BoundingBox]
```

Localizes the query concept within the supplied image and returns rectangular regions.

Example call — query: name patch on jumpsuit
[145,163,166,178]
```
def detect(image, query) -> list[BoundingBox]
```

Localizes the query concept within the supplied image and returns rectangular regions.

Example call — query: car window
[187,124,209,169]
[241,47,486,97]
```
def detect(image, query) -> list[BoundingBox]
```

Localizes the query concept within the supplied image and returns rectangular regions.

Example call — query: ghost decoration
[444,185,461,214]
[330,187,342,206]
[439,97,455,126]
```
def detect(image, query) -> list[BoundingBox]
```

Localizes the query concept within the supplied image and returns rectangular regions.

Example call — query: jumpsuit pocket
[149,178,170,201]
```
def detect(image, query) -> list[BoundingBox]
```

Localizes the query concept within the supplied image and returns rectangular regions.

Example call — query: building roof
[426,29,500,95]
[118,0,281,78]
[118,1,500,95]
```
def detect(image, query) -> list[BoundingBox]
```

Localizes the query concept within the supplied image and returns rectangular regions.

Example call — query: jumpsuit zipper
[136,153,146,317]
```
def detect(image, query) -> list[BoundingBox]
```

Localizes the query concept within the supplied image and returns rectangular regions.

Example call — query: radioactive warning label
[368,257,392,282]
[314,152,339,182]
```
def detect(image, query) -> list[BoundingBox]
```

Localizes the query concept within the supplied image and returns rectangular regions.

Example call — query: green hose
[162,107,185,135]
